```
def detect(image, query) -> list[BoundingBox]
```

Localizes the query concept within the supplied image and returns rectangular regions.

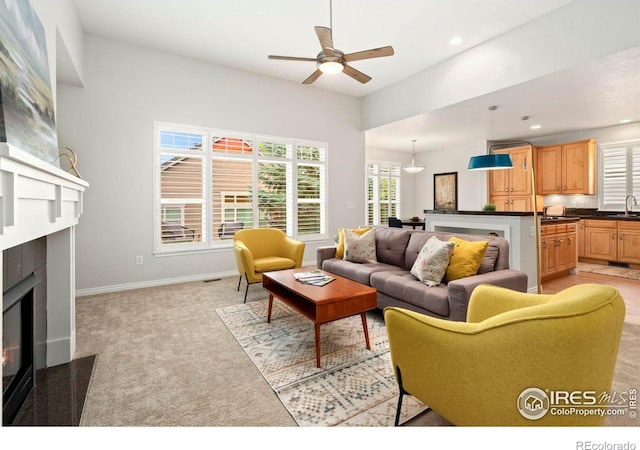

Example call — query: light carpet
[578,262,640,281]
[216,299,428,426]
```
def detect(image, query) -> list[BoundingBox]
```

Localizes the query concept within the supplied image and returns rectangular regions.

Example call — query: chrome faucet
[625,194,638,216]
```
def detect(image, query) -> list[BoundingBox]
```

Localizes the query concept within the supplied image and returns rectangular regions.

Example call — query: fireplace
[2,274,39,425]
[0,144,88,424]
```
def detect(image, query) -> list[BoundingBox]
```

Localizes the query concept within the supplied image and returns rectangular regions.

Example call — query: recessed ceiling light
[619,119,632,124]
[449,36,463,46]
[530,124,542,130]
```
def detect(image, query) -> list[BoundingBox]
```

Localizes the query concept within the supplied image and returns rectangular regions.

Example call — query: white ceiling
[69,0,640,151]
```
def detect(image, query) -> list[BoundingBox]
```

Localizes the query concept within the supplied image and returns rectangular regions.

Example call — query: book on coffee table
[293,270,334,286]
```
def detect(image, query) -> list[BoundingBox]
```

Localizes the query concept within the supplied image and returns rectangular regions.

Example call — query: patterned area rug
[216,299,428,426]
[578,262,640,281]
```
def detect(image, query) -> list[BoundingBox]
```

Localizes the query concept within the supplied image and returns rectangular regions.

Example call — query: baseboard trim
[46,332,74,367]
[75,271,239,297]
[76,260,318,297]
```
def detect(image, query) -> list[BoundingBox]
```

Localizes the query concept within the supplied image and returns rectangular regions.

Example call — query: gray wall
[57,35,364,293]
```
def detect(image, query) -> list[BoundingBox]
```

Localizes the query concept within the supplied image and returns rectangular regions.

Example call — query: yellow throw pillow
[336,227,371,259]
[446,237,489,281]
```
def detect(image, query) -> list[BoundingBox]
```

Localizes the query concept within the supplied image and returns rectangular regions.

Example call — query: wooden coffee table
[262,267,377,368]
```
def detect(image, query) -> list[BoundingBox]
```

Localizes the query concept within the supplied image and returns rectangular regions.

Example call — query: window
[221,192,253,224]
[600,140,640,210]
[366,161,401,225]
[155,122,327,253]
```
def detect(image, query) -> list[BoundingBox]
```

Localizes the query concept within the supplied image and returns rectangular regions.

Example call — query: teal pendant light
[468,153,513,170]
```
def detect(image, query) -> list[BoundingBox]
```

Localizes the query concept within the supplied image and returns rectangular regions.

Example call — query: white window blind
[155,122,327,253]
[296,145,326,236]
[211,133,255,238]
[600,140,640,210]
[366,161,401,225]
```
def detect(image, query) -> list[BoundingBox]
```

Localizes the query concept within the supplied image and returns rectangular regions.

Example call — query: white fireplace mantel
[0,143,89,250]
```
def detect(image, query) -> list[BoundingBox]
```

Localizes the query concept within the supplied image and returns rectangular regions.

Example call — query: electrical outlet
[136,255,143,265]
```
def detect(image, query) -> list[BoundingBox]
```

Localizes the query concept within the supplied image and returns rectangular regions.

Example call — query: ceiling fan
[268,0,394,84]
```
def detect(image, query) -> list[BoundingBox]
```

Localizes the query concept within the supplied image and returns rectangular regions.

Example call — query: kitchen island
[424,210,540,293]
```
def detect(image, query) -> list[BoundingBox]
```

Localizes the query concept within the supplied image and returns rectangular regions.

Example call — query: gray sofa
[316,226,528,321]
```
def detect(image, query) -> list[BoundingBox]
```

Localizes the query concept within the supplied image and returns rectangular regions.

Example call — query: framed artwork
[434,172,458,211]
[0,0,59,166]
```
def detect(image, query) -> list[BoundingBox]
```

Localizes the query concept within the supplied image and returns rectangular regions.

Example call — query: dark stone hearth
[12,355,96,426]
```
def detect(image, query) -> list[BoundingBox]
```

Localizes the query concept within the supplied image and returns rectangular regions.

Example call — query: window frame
[366,159,401,226]
[599,139,640,211]
[154,121,328,255]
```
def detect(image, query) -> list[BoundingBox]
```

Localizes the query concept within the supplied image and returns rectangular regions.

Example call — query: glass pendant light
[404,139,424,173]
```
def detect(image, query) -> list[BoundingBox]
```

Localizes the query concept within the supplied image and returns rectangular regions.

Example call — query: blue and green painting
[0,0,59,166]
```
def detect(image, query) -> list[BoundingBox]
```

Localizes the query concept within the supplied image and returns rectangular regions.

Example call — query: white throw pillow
[410,236,455,286]
[343,228,377,263]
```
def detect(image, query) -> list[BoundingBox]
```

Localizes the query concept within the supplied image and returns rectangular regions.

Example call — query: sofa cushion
[322,259,404,285]
[370,272,450,317]
[477,241,499,274]
[446,237,488,281]
[373,226,412,267]
[410,236,455,286]
[343,228,377,263]
[335,227,371,259]
[254,256,296,273]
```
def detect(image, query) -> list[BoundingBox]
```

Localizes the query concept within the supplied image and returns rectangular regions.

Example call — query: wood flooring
[541,271,640,325]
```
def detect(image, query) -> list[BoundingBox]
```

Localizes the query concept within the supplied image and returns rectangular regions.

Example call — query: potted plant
[483,203,496,212]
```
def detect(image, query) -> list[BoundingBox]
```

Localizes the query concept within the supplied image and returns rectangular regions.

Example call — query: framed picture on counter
[434,172,458,211]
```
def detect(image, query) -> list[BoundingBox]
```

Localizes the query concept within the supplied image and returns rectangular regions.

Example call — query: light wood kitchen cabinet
[584,220,617,261]
[566,223,577,268]
[541,222,577,280]
[536,139,596,195]
[617,221,640,265]
[536,145,562,195]
[489,146,533,211]
[578,220,586,257]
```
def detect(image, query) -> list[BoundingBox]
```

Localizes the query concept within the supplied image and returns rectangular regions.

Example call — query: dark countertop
[424,209,640,221]
[424,210,534,216]
[579,215,640,221]
[541,217,580,224]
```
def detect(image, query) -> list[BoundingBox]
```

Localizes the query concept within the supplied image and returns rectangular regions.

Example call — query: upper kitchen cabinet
[489,146,533,211]
[536,139,596,195]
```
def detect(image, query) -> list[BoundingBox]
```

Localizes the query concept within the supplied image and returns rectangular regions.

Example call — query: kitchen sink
[609,213,640,218]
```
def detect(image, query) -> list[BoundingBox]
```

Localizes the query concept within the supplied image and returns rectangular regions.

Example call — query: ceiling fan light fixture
[319,61,344,74]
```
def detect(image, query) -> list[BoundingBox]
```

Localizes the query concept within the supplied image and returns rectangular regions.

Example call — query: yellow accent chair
[233,228,305,302]
[384,283,625,426]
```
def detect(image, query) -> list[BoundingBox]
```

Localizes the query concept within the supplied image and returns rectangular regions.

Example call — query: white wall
[57,35,363,293]
[413,140,489,213]
[362,0,640,131]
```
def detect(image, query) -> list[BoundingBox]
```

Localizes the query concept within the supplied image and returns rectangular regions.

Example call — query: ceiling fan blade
[268,55,318,62]
[344,46,395,62]
[314,26,335,56]
[342,64,371,84]
[303,69,323,84]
